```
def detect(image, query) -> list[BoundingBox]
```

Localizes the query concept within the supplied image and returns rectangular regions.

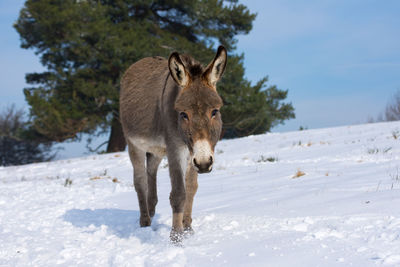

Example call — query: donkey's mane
[180,54,204,78]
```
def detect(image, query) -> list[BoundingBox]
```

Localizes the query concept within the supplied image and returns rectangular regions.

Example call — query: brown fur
[120,46,227,243]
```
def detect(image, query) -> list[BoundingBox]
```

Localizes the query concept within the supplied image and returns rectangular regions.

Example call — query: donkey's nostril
[193,158,198,167]
[209,156,213,165]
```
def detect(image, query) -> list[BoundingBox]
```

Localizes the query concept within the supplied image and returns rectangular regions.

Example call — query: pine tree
[219,54,295,138]
[15,0,294,152]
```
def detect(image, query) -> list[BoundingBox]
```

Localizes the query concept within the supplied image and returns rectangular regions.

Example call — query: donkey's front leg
[183,165,198,234]
[167,146,189,243]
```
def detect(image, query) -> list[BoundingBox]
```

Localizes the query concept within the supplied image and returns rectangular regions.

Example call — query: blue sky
[239,0,400,130]
[1,0,400,158]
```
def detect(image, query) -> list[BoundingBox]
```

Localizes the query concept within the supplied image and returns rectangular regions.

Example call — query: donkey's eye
[211,109,219,117]
[180,112,189,120]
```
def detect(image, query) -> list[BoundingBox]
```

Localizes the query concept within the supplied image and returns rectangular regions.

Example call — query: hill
[1,121,400,266]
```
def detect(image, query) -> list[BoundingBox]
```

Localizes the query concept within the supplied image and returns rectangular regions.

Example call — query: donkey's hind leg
[128,142,151,227]
[146,152,162,218]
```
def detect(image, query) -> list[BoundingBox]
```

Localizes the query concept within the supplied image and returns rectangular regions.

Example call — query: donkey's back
[120,56,169,145]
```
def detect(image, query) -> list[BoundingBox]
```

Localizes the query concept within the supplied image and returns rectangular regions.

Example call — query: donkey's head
[168,46,227,174]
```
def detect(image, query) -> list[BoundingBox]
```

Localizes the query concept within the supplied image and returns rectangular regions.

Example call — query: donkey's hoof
[170,229,184,244]
[183,226,195,236]
[140,216,151,227]
[149,210,156,218]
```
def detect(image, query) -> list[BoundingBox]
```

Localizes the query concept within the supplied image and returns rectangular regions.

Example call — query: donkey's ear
[168,52,189,87]
[203,46,227,88]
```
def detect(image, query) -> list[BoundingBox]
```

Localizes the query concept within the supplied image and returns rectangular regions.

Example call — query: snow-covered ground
[1,121,400,266]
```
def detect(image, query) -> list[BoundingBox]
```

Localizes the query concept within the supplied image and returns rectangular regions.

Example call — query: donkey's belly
[128,136,166,157]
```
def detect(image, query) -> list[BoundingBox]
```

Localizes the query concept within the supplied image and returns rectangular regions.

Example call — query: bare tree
[0,105,55,166]
[384,90,400,121]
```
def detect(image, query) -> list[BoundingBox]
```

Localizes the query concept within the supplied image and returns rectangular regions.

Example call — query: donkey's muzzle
[193,156,213,174]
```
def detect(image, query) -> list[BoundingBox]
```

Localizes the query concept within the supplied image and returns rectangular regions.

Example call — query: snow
[1,121,400,266]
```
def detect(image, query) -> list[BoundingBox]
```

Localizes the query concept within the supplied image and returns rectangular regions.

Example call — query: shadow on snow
[63,208,168,240]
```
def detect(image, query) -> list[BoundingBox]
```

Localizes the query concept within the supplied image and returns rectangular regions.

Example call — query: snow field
[1,121,400,266]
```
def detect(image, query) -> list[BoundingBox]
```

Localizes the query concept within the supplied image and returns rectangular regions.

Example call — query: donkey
[120,46,227,242]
